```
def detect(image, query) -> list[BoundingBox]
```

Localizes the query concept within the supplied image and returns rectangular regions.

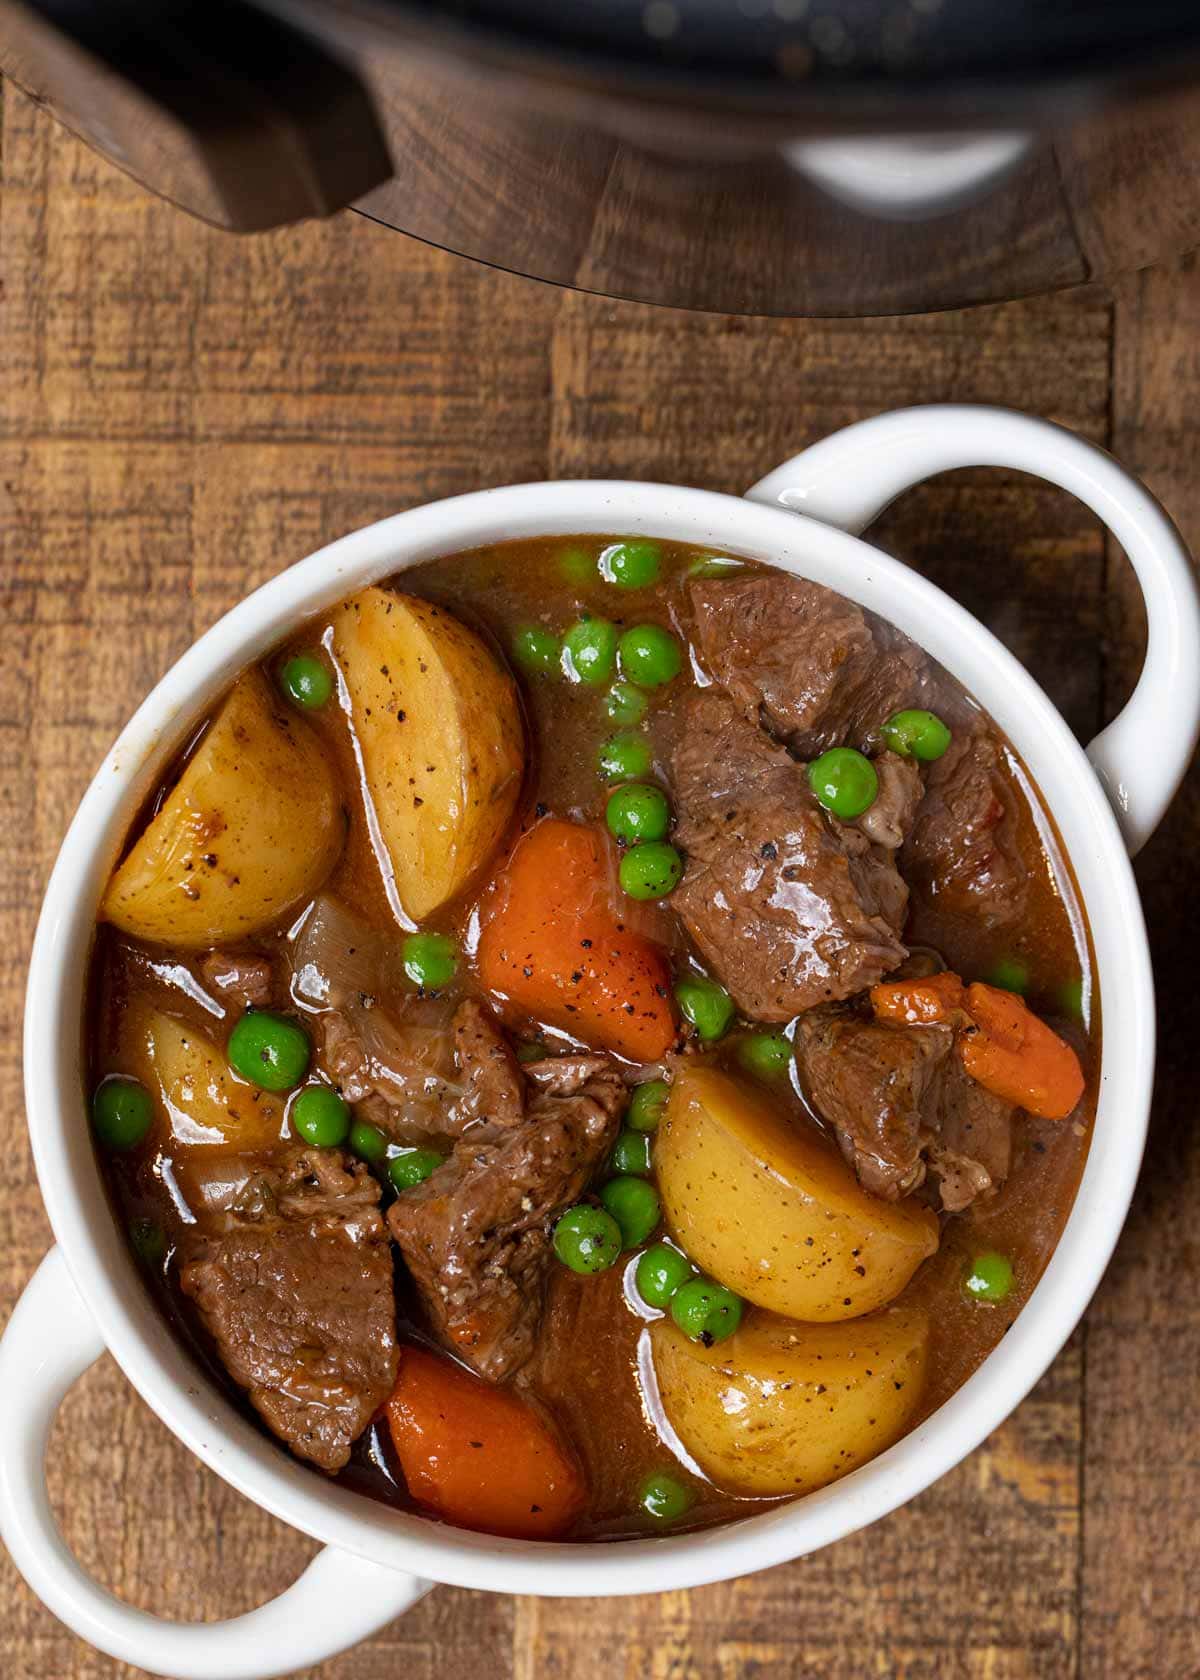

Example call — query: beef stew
[86,537,1096,1541]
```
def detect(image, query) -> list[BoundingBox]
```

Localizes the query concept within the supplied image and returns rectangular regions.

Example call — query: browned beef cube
[901,727,1029,931]
[794,1002,1016,1213]
[689,572,927,757]
[672,691,911,1019]
[180,1147,397,1472]
[388,1004,624,1382]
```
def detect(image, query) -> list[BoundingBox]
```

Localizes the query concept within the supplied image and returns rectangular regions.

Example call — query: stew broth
[87,536,1097,1541]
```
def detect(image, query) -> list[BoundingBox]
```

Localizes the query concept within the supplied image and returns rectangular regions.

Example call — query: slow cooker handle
[0,1248,430,1680]
[746,404,1200,856]
[0,0,393,231]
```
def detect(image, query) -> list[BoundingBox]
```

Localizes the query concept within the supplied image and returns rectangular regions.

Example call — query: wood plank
[1081,254,1200,1680]
[1055,84,1200,281]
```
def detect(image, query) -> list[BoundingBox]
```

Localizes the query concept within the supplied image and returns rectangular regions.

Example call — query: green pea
[279,653,332,710]
[598,1176,662,1248]
[617,624,683,689]
[129,1216,167,1268]
[1060,976,1085,1021]
[512,625,561,675]
[349,1119,388,1164]
[602,681,649,727]
[737,1031,793,1079]
[627,1078,669,1133]
[610,1128,653,1176]
[807,747,879,821]
[389,1148,446,1190]
[882,708,952,762]
[985,957,1029,996]
[516,1040,548,1064]
[639,1470,695,1523]
[402,931,458,992]
[635,1241,694,1309]
[92,1076,153,1152]
[553,1204,622,1274]
[675,975,734,1042]
[619,840,683,901]
[598,731,653,782]
[599,539,661,589]
[562,616,619,686]
[687,555,744,580]
[557,544,595,585]
[292,1085,351,1149]
[606,782,671,846]
[963,1251,1014,1303]
[227,1011,311,1092]
[669,1277,743,1344]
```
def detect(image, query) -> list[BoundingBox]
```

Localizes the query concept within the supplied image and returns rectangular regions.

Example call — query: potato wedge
[650,1307,929,1497]
[129,1007,286,1155]
[657,1067,938,1321]
[329,587,524,920]
[102,670,343,948]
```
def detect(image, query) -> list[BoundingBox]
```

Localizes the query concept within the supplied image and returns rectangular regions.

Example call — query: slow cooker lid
[377,0,1200,86]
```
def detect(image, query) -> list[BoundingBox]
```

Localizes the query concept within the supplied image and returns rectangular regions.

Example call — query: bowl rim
[23,477,1152,1595]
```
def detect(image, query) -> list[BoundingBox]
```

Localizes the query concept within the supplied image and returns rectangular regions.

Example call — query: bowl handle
[746,404,1200,855]
[0,1248,429,1680]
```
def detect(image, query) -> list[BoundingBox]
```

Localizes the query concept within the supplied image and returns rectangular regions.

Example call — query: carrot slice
[869,972,967,1026]
[477,817,677,1060]
[960,981,1085,1121]
[386,1346,585,1539]
[870,972,1084,1120]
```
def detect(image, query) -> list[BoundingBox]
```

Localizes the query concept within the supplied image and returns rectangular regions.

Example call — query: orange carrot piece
[477,818,677,1060]
[960,981,1085,1121]
[870,972,967,1026]
[386,1346,586,1539]
[871,971,1084,1120]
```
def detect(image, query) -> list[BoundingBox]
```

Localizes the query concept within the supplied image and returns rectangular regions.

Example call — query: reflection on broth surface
[87,536,1097,1541]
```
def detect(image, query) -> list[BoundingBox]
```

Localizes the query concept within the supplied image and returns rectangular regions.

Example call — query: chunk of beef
[179,1147,397,1472]
[690,573,927,757]
[793,1008,952,1200]
[317,1000,465,1144]
[523,1053,618,1098]
[928,1057,1014,1213]
[794,1004,1016,1213]
[448,998,525,1135]
[672,691,910,1020]
[901,727,1029,930]
[855,751,923,849]
[200,951,273,1011]
[389,1012,624,1381]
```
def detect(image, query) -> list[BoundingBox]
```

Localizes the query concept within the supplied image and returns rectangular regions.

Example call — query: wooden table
[2,82,1198,1680]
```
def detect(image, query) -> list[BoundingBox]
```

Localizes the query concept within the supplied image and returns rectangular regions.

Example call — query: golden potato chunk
[651,1307,929,1496]
[101,671,342,948]
[129,1007,286,1155]
[329,587,524,921]
[657,1066,938,1321]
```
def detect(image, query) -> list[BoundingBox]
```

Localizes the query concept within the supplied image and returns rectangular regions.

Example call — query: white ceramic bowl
[4,406,1198,1680]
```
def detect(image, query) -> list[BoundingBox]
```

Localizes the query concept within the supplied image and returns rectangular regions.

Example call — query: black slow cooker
[4,0,1200,313]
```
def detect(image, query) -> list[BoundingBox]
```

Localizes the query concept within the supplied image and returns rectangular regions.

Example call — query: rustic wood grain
[1078,253,1200,1680]
[0,79,1191,1680]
